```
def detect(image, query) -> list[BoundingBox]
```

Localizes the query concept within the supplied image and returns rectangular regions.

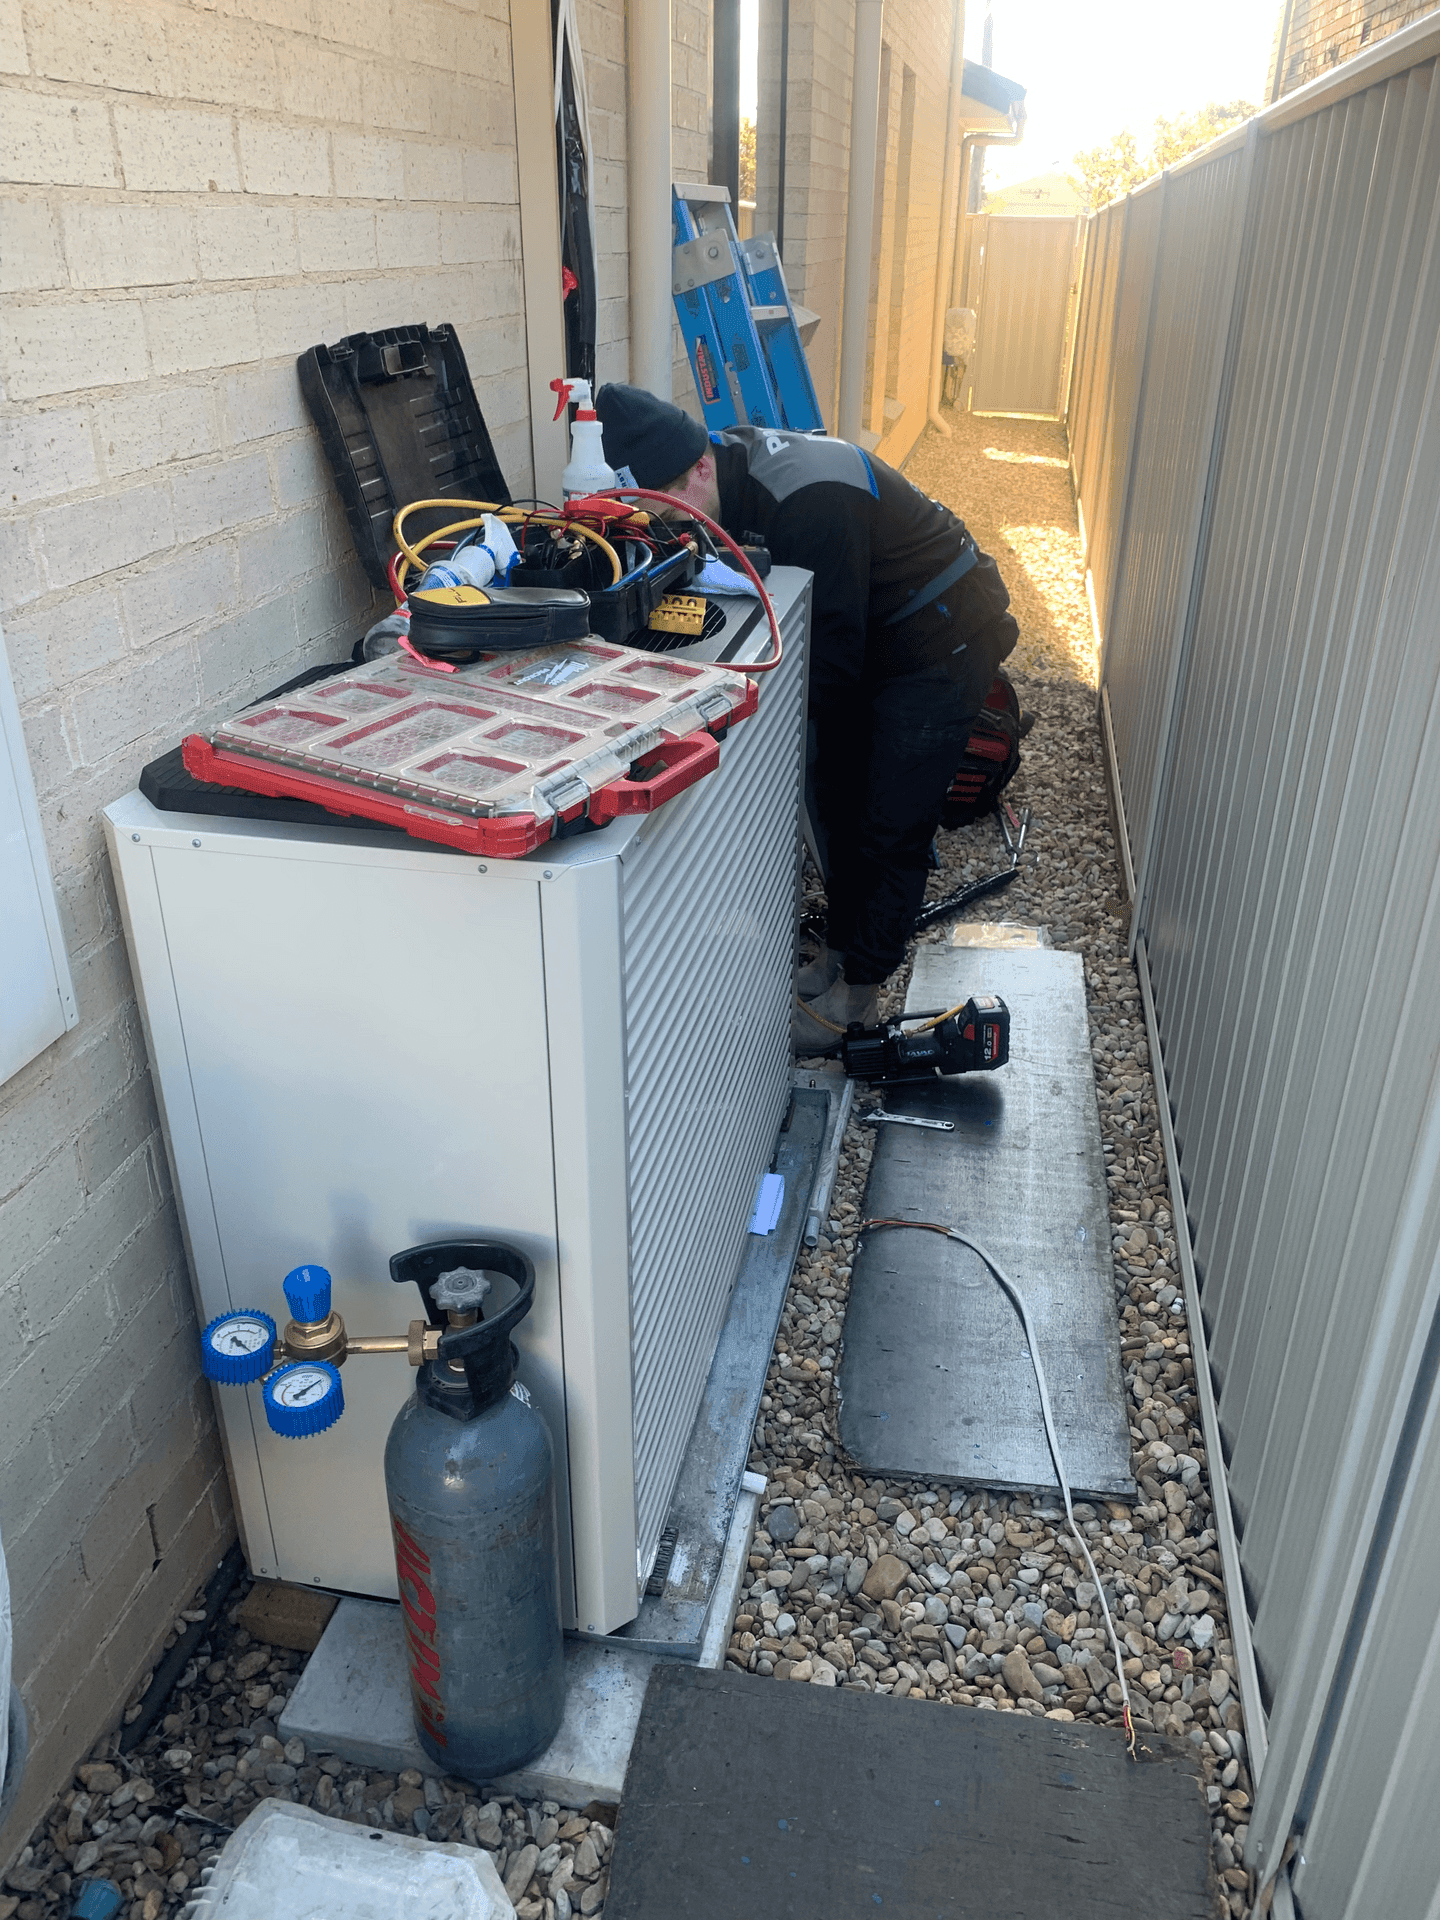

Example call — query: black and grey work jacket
[711,427,1017,695]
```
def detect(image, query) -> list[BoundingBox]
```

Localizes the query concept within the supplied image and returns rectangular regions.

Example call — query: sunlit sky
[738,0,1281,192]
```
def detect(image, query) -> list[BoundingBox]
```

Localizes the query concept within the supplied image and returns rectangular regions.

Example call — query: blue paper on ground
[748,1173,785,1235]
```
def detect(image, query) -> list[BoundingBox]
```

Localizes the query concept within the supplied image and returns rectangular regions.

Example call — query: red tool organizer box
[183,640,758,858]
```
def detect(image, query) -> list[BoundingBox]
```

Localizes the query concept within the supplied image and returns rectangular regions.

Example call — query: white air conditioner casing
[104,576,809,1635]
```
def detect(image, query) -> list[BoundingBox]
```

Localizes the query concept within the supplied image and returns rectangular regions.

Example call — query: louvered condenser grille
[621,599,808,1585]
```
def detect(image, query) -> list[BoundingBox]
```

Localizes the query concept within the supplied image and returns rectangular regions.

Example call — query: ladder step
[670,185,823,433]
[675,179,731,204]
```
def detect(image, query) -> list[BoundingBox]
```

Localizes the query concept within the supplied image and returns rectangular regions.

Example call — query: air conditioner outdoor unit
[104,577,809,1635]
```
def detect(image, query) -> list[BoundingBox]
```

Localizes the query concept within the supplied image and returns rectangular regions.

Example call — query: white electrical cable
[860,1217,1137,1754]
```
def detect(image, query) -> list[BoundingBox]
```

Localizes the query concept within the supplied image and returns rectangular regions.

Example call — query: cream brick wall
[754,0,956,459]
[871,0,952,467]
[671,0,711,411]
[780,2,853,426]
[0,0,703,1859]
[865,41,897,435]
[574,0,709,411]
[577,0,631,383]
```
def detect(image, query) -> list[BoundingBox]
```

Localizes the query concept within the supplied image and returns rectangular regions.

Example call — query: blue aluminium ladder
[671,185,823,432]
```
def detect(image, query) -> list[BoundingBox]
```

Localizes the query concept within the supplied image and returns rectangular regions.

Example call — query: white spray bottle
[550,377,617,500]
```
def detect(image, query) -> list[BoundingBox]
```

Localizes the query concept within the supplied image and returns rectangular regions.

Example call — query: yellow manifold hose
[795,994,980,1038]
[391,499,623,589]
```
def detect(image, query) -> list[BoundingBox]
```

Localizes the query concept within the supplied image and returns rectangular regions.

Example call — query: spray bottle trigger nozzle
[551,375,595,420]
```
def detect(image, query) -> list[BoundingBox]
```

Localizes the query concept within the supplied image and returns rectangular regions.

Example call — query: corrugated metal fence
[954,214,1082,416]
[964,214,1081,414]
[1068,17,1440,1918]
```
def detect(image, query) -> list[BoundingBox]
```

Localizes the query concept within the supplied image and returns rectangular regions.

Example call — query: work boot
[795,942,844,997]
[792,978,881,1057]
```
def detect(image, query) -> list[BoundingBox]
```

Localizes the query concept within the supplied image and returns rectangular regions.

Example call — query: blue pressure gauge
[283,1264,332,1324]
[263,1360,344,1437]
[200,1310,277,1385]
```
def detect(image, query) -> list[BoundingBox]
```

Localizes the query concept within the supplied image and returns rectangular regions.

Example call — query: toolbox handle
[588,729,720,824]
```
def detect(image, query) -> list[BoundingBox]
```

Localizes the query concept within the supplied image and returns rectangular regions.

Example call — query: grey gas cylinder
[384,1238,565,1782]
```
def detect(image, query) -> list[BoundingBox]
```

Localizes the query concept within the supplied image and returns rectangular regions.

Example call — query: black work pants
[808,650,992,986]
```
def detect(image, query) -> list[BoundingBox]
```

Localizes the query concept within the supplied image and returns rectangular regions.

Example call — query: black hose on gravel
[119,1544,246,1755]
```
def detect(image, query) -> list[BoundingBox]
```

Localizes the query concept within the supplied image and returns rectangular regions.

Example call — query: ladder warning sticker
[694,337,720,405]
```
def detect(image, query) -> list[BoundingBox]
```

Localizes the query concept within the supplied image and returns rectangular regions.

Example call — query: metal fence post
[1128,119,1264,957]
[1084,196,1132,578]
[1100,173,1167,662]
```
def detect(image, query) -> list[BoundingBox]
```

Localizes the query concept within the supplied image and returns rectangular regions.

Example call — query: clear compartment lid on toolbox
[204,639,751,827]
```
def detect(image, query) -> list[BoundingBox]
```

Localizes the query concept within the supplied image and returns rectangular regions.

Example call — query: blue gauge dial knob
[263,1360,344,1437]
[201,1310,277,1384]
[282,1264,332,1325]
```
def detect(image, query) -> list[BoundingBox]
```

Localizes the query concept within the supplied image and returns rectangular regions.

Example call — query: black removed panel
[837,945,1134,1499]
[297,324,510,589]
[139,750,358,827]
[608,1666,1216,1919]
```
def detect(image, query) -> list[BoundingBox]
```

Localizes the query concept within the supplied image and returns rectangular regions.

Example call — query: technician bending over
[596,385,1020,1054]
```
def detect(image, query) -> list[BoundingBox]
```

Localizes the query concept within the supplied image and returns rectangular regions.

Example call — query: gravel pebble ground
[3,1581,615,1920]
[763,412,1251,1918]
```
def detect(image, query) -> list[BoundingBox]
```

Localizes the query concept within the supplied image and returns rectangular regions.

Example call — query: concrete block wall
[755,0,956,459]
[881,67,918,408]
[670,0,710,413]
[753,0,853,428]
[1267,0,1432,97]
[577,0,633,387]
[0,0,703,1861]
[868,0,952,466]
[578,0,708,415]
[778,1,853,426]
[753,0,781,238]
[864,40,897,438]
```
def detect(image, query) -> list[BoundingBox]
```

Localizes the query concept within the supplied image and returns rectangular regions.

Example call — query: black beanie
[594,383,709,489]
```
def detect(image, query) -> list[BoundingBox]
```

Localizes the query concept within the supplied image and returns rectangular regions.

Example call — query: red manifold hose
[389,497,783,677]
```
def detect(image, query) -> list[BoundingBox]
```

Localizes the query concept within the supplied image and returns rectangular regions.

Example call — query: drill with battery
[839,994,1010,1084]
